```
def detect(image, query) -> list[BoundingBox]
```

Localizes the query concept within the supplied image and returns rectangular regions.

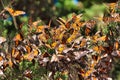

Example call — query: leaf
[5,7,25,16]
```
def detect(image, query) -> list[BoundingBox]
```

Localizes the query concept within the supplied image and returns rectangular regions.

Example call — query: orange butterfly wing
[13,11,25,16]
[5,7,25,16]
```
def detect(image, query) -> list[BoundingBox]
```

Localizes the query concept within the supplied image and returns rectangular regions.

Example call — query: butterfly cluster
[0,2,120,80]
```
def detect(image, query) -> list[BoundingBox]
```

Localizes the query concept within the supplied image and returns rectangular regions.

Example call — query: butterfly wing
[5,7,25,16]
[13,11,25,16]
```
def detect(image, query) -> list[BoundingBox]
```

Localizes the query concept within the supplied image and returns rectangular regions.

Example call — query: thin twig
[0,0,5,8]
[1,1,18,30]
[0,0,5,15]
[0,9,6,15]
[1,0,18,30]
[11,15,18,30]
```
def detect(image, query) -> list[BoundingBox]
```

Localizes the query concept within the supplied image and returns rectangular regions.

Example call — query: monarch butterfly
[5,7,25,16]
[0,37,6,44]
[80,39,86,47]
[85,27,91,36]
[114,41,119,50]
[23,70,32,79]
[0,56,3,67]
[13,33,23,41]
[107,3,117,13]
[12,48,22,62]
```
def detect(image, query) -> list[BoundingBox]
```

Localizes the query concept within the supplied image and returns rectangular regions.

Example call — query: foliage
[0,0,120,80]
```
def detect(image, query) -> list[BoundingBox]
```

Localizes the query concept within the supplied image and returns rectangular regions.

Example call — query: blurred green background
[1,0,118,26]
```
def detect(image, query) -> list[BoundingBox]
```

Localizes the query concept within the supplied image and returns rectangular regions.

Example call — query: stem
[0,0,18,30]
[12,15,18,30]
[0,0,5,15]
[0,0,5,8]
[0,9,5,15]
